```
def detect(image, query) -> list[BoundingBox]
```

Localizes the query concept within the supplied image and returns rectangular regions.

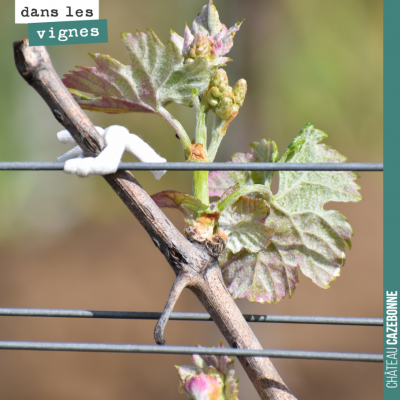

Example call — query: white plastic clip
[57,126,166,179]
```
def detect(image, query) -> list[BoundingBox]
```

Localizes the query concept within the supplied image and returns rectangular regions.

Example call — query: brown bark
[13,38,297,400]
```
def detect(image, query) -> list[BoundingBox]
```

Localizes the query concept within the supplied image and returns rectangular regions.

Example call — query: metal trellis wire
[0,308,383,326]
[0,161,383,363]
[0,307,383,362]
[0,341,382,362]
[0,162,384,171]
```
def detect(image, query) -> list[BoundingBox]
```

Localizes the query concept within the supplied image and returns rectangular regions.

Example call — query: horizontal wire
[0,341,383,362]
[0,308,383,326]
[0,162,383,171]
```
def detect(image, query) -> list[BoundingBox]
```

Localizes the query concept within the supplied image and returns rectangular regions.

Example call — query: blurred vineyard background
[0,1,382,399]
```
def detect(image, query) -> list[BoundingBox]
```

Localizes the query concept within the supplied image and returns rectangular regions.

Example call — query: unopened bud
[206,70,245,120]
[176,342,239,400]
[185,32,212,62]
[207,90,219,107]
[233,79,247,108]
[207,69,229,111]
[215,94,235,120]
[210,86,222,98]
[212,69,229,89]
[218,82,228,93]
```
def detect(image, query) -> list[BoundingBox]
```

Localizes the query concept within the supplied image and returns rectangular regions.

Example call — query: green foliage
[218,196,273,254]
[213,124,361,303]
[63,29,216,114]
[61,1,362,305]
[151,190,209,222]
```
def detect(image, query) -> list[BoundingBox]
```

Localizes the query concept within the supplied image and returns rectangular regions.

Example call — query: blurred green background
[0,0,382,241]
[0,1,382,399]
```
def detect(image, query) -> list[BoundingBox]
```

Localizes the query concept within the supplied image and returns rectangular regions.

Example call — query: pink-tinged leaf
[151,190,208,221]
[220,246,299,304]
[174,1,242,66]
[208,171,237,197]
[63,29,216,114]
[182,24,194,55]
[219,196,273,253]
[231,152,254,164]
[265,203,352,289]
[169,29,184,52]
[229,152,254,188]
[68,90,154,114]
[214,21,243,57]
[63,52,157,110]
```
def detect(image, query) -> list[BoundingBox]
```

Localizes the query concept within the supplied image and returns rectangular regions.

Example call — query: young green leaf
[63,29,216,114]
[248,139,278,187]
[151,190,208,221]
[218,183,240,203]
[218,196,273,254]
[275,123,361,211]
[269,123,361,288]
[208,138,277,196]
[218,124,361,303]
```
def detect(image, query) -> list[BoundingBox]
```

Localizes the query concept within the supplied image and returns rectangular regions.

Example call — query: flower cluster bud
[206,69,247,120]
[185,32,213,64]
[169,1,243,67]
[233,79,247,108]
